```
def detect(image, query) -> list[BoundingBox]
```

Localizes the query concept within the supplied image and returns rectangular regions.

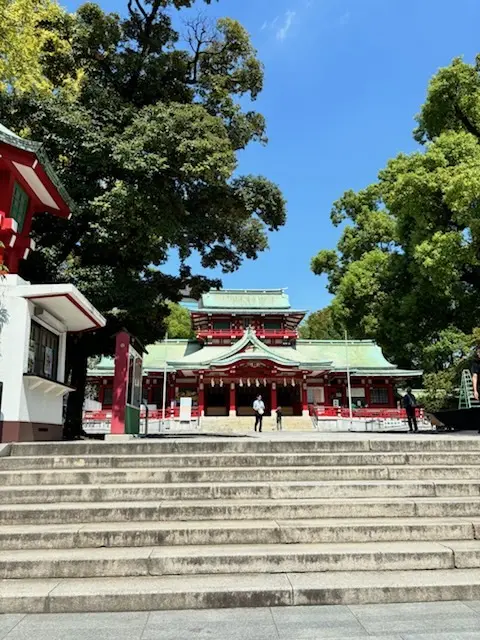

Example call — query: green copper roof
[88,336,422,378]
[0,122,73,210]
[200,289,291,310]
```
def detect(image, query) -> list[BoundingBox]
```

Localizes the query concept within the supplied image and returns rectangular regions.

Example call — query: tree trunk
[64,335,89,440]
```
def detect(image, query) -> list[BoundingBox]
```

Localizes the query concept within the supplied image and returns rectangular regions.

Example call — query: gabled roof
[0,122,73,211]
[170,327,319,368]
[199,289,291,310]
[88,336,422,378]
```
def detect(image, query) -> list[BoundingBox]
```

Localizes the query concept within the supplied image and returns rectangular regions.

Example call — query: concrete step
[3,540,475,579]
[200,416,314,433]
[3,451,480,471]
[0,517,477,550]
[1,480,479,504]
[4,568,480,613]
[2,497,480,525]
[4,465,480,485]
[9,436,480,458]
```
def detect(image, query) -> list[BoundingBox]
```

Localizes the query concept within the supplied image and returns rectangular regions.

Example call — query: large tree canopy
[298,307,344,340]
[311,55,480,390]
[0,0,286,433]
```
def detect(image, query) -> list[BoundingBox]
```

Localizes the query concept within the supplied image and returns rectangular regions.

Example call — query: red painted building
[0,123,71,274]
[88,289,421,418]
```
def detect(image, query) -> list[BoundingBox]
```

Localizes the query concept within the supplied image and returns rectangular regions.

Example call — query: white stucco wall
[0,289,30,422]
[0,276,66,425]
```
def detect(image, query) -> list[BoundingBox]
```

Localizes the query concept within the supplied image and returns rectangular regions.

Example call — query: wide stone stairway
[2,435,480,613]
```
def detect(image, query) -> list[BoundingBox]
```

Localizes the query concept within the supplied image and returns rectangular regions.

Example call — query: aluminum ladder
[458,369,480,409]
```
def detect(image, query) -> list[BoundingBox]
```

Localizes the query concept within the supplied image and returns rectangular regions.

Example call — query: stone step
[0,517,476,550]
[3,540,474,579]
[2,480,480,505]
[4,568,480,613]
[2,497,480,525]
[9,436,480,458]
[3,450,480,470]
[4,465,480,485]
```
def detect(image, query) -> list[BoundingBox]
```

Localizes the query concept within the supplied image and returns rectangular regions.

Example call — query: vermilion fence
[84,407,200,424]
[309,405,422,419]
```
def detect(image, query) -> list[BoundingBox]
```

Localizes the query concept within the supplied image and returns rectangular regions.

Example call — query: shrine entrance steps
[200,415,313,432]
[2,435,480,613]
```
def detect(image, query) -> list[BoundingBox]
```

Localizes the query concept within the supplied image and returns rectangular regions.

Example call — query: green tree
[166,302,194,339]
[0,0,286,435]
[298,307,344,340]
[310,54,480,389]
[0,0,79,94]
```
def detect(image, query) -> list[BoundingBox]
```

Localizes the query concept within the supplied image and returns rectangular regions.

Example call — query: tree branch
[454,105,480,140]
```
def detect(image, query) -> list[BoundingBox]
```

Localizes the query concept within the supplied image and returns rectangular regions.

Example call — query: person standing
[253,395,265,432]
[403,387,418,433]
[275,406,283,431]
[472,345,480,401]
[470,346,480,435]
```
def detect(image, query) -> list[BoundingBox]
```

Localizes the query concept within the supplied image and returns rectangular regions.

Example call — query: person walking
[275,406,283,431]
[403,387,418,432]
[253,395,265,432]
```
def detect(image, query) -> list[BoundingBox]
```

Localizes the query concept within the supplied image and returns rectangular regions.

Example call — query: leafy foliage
[311,54,480,398]
[166,302,194,339]
[0,0,286,432]
[298,307,344,340]
[0,0,81,94]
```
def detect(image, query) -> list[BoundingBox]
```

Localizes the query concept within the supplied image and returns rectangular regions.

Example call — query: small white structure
[0,275,105,442]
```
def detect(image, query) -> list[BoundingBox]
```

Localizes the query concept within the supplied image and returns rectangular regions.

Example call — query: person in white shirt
[253,395,265,432]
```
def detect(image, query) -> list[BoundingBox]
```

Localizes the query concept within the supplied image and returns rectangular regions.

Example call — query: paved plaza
[1,602,480,639]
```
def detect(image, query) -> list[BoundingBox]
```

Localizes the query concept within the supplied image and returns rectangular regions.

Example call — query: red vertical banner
[302,382,308,415]
[229,382,236,416]
[111,331,131,434]
[198,379,205,417]
[271,382,277,412]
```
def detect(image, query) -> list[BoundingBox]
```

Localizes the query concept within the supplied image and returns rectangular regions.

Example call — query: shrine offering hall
[88,290,421,418]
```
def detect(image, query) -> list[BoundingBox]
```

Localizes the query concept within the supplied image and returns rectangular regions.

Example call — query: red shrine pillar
[229,382,236,417]
[111,330,144,436]
[111,331,129,435]
[271,382,277,414]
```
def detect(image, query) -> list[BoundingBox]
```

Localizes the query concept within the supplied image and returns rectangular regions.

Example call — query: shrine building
[88,289,421,418]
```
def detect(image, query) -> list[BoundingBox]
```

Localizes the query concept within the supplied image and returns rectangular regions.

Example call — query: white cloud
[276,10,296,40]
[261,15,279,32]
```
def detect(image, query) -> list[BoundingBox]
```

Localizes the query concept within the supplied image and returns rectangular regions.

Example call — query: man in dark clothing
[472,346,480,401]
[471,347,480,435]
[403,387,418,432]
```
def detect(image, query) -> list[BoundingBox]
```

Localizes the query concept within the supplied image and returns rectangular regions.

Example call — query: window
[351,387,367,407]
[307,387,325,404]
[370,387,389,405]
[264,320,282,330]
[213,320,230,330]
[10,183,29,232]
[126,351,142,408]
[28,320,59,381]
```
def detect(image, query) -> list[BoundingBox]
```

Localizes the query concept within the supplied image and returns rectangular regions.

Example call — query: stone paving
[1,602,480,639]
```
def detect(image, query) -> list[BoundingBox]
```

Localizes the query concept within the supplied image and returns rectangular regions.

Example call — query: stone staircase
[2,435,480,613]
[200,415,313,432]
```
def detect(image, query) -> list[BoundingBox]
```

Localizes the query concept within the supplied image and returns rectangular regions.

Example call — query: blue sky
[65,0,480,312]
